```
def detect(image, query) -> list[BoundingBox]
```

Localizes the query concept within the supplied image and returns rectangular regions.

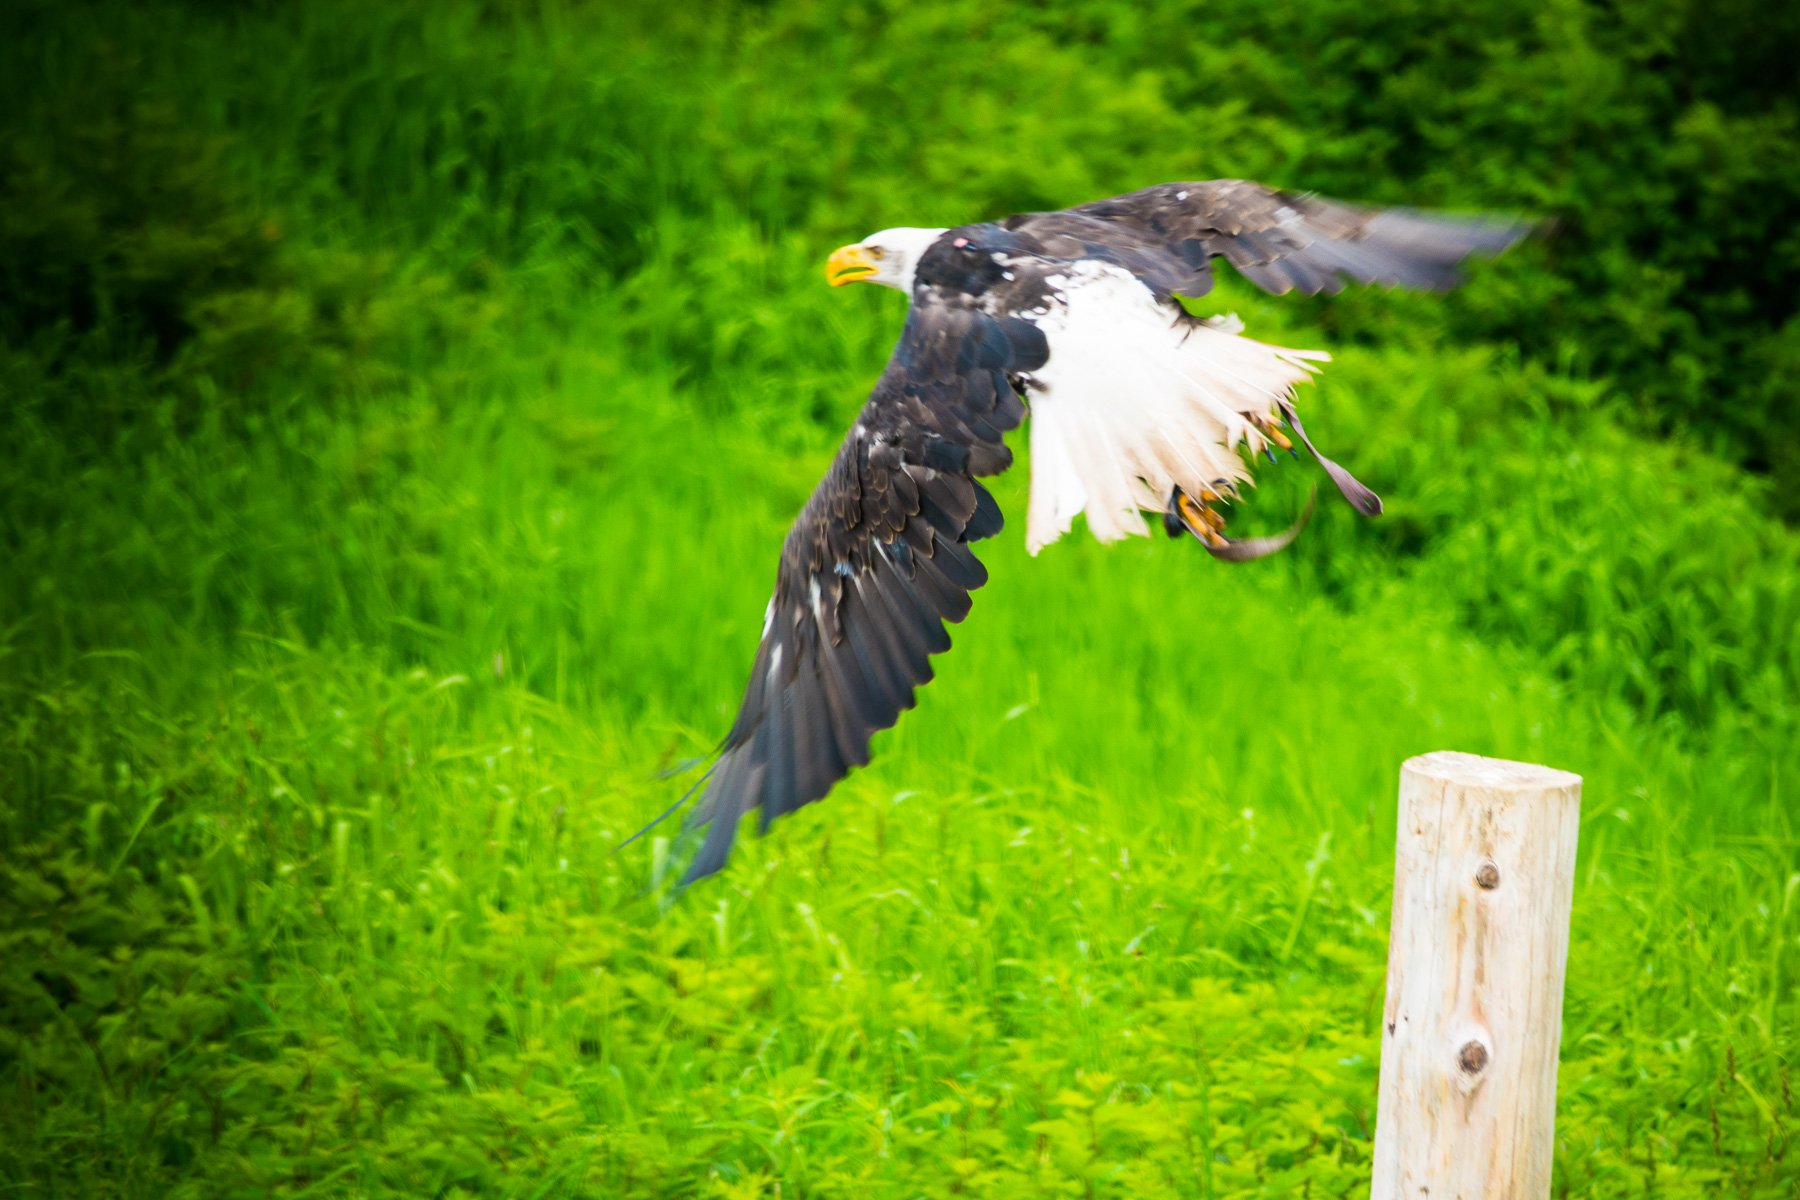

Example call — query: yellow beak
[826,244,879,287]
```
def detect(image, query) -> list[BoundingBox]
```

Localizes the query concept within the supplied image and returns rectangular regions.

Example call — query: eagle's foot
[1164,485,1229,548]
[1249,413,1294,452]
[1168,484,1319,563]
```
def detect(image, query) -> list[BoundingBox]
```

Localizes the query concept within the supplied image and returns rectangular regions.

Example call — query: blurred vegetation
[1,0,1795,1195]
[7,0,1799,490]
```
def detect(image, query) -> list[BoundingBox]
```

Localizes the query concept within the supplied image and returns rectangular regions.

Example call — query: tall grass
[1,1,1795,1195]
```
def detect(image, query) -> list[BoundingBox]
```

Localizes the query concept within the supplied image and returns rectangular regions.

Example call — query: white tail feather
[1023,267,1330,555]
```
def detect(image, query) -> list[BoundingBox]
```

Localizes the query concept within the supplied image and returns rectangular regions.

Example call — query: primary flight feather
[674,179,1528,882]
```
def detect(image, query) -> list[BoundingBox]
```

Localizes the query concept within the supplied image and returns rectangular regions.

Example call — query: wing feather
[677,288,1046,882]
[1005,178,1529,301]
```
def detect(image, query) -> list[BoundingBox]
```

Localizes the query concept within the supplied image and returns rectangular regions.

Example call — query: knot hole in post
[1457,1039,1490,1075]
[1474,859,1500,890]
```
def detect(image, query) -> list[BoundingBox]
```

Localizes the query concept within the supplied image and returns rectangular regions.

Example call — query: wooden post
[1371,751,1582,1200]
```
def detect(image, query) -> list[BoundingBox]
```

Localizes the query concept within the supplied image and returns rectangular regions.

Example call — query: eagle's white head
[825,227,949,292]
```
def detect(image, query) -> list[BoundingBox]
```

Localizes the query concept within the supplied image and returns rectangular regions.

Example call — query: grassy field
[2,1,1797,1195]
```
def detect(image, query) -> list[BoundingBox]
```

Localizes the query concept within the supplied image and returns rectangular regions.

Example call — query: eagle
[668,180,1527,882]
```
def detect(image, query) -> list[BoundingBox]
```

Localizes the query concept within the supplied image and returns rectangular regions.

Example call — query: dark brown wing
[1003,179,1530,301]
[679,288,1048,882]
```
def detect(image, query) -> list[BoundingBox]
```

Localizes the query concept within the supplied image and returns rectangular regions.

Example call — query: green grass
[2,1,1797,1195]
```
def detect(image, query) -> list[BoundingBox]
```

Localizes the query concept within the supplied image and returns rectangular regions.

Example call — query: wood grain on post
[1371,751,1582,1200]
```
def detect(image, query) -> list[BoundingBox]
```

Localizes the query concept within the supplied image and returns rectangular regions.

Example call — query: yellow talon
[1177,491,1226,535]
[1249,413,1294,452]
[1176,491,1205,527]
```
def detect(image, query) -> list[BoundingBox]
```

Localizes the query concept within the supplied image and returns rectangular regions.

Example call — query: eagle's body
[673,180,1527,881]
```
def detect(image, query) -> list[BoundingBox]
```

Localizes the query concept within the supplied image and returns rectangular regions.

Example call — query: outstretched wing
[1004,179,1530,302]
[680,288,1049,882]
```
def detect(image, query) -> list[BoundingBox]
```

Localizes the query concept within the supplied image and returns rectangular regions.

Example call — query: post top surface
[1404,750,1581,792]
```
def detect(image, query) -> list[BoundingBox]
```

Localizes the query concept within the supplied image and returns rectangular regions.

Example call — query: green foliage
[1,0,1796,1195]
[1291,344,1800,728]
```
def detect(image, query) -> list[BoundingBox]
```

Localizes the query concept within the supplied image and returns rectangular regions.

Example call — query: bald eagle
[669,180,1527,882]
